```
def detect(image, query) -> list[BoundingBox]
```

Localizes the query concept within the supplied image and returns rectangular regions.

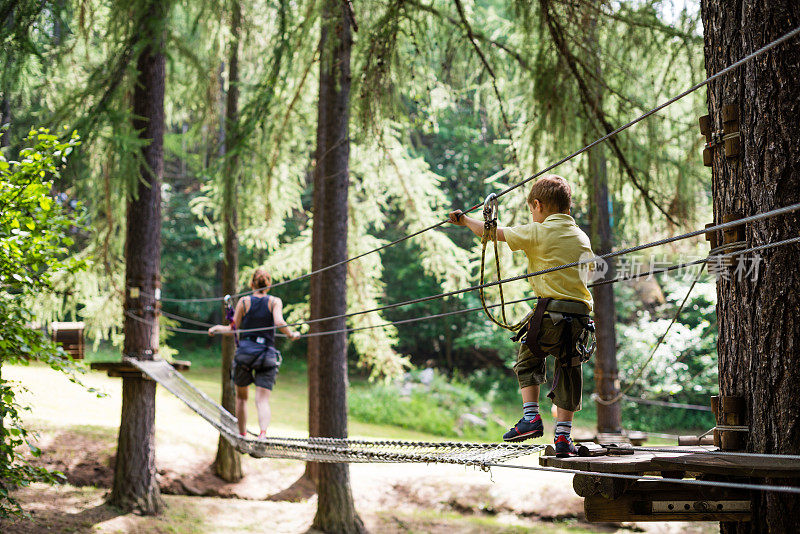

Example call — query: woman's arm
[208,298,246,336]
[271,297,301,340]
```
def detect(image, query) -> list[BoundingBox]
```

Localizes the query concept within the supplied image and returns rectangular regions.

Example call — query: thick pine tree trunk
[588,144,621,435]
[109,2,167,514]
[582,2,621,435]
[309,0,364,532]
[700,2,800,532]
[213,0,243,482]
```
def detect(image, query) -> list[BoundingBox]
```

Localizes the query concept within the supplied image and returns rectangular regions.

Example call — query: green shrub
[349,370,508,440]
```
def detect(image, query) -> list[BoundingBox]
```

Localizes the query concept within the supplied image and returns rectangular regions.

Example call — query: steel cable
[151,25,800,305]
[148,234,800,338]
[141,207,800,336]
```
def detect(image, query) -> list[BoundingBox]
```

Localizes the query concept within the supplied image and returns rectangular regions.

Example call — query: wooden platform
[540,445,800,523]
[51,321,85,359]
[91,359,191,379]
[540,446,800,478]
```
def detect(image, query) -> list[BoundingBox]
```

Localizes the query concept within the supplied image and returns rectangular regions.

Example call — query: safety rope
[144,204,800,337]
[593,265,705,406]
[593,241,749,406]
[149,25,800,305]
[478,193,527,332]
[621,395,713,412]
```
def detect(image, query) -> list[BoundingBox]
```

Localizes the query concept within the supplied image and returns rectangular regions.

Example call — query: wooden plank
[107,370,152,380]
[172,359,191,371]
[651,454,800,478]
[540,448,719,476]
[540,452,663,473]
[91,359,191,373]
[585,494,751,523]
[90,361,137,372]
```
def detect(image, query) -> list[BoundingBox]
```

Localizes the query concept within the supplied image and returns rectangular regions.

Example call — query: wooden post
[719,395,746,451]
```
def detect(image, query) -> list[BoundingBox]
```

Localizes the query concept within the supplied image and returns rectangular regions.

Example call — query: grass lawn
[79,344,601,443]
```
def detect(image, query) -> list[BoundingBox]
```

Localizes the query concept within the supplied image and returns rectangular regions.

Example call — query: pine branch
[406,0,532,72]
[570,0,702,43]
[452,0,522,176]
[263,48,318,200]
[540,0,678,226]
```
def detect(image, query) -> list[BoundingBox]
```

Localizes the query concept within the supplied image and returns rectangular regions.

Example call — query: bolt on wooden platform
[540,445,800,523]
[91,358,191,379]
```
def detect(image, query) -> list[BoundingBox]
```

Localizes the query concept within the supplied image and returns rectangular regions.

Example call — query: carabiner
[483,193,499,224]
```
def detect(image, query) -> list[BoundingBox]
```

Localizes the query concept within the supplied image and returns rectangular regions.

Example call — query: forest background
[2,0,716,461]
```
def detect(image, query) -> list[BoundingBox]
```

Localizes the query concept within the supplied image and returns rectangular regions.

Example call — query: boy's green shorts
[513,316,583,412]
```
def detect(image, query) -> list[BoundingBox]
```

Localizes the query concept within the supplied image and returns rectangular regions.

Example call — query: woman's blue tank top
[239,295,275,346]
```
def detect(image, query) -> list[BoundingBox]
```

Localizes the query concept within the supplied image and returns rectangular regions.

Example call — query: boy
[449,174,594,457]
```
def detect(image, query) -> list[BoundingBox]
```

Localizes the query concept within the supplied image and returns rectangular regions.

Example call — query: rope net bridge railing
[135,226,800,339]
[128,359,544,466]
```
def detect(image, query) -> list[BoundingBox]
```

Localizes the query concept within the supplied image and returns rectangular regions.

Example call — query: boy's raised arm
[448,210,506,241]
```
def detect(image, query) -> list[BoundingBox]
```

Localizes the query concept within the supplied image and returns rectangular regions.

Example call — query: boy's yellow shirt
[502,213,594,311]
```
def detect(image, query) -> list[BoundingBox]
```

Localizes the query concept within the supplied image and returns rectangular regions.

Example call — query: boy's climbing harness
[521,297,596,399]
[479,193,528,332]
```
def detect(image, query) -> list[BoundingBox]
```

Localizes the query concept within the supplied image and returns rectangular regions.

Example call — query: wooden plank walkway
[91,359,191,379]
[540,446,800,478]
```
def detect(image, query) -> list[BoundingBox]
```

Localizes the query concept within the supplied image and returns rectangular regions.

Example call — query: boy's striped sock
[522,401,539,422]
[554,421,572,438]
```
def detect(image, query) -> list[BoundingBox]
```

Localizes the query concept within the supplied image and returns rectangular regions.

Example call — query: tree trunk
[213,0,243,483]
[303,133,323,486]
[581,2,621,436]
[700,2,800,532]
[109,1,167,514]
[588,143,621,435]
[309,0,364,532]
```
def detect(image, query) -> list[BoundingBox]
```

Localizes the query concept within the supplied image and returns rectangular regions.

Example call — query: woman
[209,268,300,439]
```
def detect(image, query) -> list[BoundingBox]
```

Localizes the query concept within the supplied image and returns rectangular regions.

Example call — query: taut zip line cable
[151,25,800,305]
[140,234,800,338]
[139,203,800,336]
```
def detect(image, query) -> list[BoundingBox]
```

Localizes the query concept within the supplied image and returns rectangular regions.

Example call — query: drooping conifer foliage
[1,0,725,518]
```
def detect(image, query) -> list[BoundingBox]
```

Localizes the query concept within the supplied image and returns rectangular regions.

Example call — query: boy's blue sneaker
[554,434,578,457]
[502,415,544,442]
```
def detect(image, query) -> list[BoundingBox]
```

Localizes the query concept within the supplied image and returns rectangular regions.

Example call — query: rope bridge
[129,358,544,466]
[126,358,800,495]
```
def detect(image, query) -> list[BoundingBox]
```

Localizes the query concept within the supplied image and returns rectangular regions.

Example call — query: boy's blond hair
[527,174,572,212]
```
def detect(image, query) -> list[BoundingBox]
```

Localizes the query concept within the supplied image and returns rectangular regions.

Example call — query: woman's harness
[227,294,282,371]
